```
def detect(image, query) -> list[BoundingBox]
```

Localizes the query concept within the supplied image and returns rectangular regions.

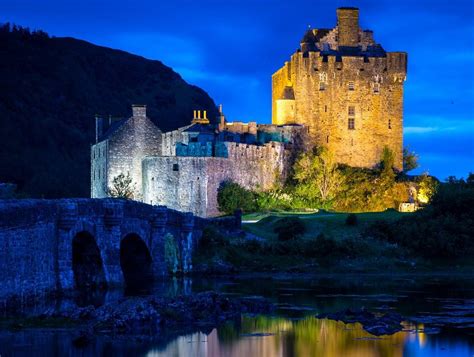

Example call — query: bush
[273,217,306,241]
[198,226,228,252]
[217,181,257,214]
[314,233,338,256]
[345,213,358,226]
[367,181,474,259]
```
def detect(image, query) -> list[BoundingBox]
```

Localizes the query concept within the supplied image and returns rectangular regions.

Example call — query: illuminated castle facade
[91,7,406,217]
[272,7,407,170]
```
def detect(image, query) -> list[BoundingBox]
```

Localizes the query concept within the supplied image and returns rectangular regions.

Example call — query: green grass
[243,209,409,241]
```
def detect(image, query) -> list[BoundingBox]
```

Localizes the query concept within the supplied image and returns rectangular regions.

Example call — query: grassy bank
[242,210,406,241]
[194,210,421,273]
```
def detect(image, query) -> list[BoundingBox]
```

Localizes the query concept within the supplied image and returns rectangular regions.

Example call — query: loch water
[1,274,474,357]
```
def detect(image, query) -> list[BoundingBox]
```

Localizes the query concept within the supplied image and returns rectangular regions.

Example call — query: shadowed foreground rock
[44,292,273,341]
[318,308,404,336]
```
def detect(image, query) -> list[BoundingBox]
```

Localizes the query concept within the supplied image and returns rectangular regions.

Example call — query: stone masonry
[0,198,240,307]
[272,7,407,170]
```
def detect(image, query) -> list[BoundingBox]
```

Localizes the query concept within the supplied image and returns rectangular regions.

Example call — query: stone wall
[0,199,231,308]
[91,141,108,198]
[91,108,163,200]
[272,10,407,171]
[143,141,293,217]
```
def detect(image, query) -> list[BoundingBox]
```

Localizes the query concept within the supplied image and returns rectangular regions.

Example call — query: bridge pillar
[57,201,78,290]
[180,213,194,273]
[150,206,168,277]
[102,201,124,285]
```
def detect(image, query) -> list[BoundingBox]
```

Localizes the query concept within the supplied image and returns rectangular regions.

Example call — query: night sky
[1,0,473,180]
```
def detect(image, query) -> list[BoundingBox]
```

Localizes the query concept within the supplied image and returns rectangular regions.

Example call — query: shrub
[199,226,227,251]
[367,181,474,259]
[273,217,306,241]
[217,181,257,214]
[314,233,338,256]
[345,213,358,226]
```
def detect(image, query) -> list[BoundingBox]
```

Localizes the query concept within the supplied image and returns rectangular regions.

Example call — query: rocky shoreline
[4,292,274,347]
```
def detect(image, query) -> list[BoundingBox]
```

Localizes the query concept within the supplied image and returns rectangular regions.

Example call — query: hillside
[0,24,218,198]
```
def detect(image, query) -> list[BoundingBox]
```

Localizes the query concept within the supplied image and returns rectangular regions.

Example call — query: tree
[108,173,137,199]
[293,146,343,206]
[217,181,256,214]
[417,173,438,204]
[403,147,419,173]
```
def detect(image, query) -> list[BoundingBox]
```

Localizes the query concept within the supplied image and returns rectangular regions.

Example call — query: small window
[388,119,392,129]
[326,135,329,143]
[348,106,355,116]
[348,81,355,91]
[348,118,355,130]
[319,82,326,91]
[324,105,328,113]
[374,83,380,94]
[173,164,179,171]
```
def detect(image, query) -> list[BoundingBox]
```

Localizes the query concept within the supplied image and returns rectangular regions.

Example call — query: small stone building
[272,7,407,170]
[91,106,306,216]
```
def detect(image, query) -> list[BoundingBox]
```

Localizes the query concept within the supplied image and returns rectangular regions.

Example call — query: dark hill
[0,24,218,198]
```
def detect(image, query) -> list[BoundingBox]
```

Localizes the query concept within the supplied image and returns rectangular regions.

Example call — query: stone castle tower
[272,7,407,170]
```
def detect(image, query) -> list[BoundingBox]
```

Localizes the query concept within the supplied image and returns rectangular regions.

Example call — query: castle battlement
[91,7,406,217]
[272,7,406,170]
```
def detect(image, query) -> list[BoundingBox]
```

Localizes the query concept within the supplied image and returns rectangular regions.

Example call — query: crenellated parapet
[272,7,406,171]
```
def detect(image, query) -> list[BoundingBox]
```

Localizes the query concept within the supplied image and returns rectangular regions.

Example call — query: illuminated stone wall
[91,106,162,199]
[143,142,292,217]
[272,8,406,170]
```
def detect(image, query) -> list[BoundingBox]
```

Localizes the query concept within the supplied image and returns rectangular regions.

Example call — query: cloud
[404,127,438,134]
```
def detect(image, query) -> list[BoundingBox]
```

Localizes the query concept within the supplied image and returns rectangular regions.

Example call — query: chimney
[132,104,147,118]
[337,7,359,47]
[95,115,104,143]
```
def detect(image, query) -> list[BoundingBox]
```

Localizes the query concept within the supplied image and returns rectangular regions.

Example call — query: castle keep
[272,7,407,170]
[91,7,406,217]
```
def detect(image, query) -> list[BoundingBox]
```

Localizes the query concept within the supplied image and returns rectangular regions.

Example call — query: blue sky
[1,0,473,179]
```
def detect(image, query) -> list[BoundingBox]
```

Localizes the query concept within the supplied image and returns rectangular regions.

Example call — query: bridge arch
[120,233,153,289]
[72,231,107,289]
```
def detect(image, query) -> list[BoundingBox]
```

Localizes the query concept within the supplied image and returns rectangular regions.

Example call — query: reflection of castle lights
[417,323,427,348]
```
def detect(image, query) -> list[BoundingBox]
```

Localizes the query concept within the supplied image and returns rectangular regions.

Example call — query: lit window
[348,81,355,91]
[348,118,355,130]
[348,106,355,116]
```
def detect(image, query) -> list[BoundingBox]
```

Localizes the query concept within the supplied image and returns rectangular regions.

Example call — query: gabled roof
[99,118,128,141]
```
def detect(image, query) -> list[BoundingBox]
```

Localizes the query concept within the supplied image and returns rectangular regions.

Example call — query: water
[1,275,474,356]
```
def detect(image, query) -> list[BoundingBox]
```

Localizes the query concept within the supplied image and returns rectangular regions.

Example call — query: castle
[91,8,407,217]
[272,7,406,170]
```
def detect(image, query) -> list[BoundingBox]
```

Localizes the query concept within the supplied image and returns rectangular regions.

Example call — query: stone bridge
[0,199,239,306]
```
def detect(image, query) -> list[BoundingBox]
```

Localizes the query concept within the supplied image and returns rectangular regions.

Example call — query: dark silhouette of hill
[0,24,218,198]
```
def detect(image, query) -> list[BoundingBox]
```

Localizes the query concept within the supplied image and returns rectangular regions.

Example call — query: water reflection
[2,275,474,356]
[147,316,474,357]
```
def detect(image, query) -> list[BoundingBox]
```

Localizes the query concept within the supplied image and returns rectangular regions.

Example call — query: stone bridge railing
[0,198,240,308]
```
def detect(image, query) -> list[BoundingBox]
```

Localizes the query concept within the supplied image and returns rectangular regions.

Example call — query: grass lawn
[243,209,410,241]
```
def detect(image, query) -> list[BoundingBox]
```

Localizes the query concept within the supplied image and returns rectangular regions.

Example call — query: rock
[318,308,404,336]
[54,292,273,337]
[72,330,93,348]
